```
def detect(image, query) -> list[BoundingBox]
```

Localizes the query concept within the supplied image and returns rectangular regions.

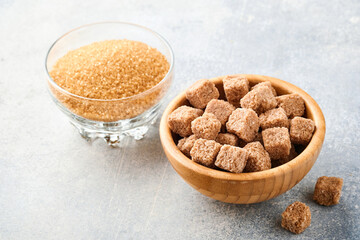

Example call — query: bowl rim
[45,21,174,102]
[159,74,326,181]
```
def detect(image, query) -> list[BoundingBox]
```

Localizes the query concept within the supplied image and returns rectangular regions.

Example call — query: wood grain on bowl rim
[159,74,326,204]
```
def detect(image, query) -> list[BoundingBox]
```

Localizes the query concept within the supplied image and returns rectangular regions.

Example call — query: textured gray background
[0,0,359,239]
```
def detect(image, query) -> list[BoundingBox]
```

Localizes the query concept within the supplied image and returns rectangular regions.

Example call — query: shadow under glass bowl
[160,74,325,204]
[45,22,174,146]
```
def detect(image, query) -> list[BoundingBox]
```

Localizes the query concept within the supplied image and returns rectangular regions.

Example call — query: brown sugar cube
[272,144,298,167]
[177,135,197,158]
[214,145,248,173]
[205,99,235,126]
[226,108,260,142]
[190,139,222,168]
[313,176,343,206]
[276,93,305,118]
[191,113,221,140]
[251,81,277,96]
[168,106,203,137]
[281,201,311,234]
[223,75,249,107]
[279,143,298,164]
[243,142,271,172]
[186,79,219,109]
[290,117,315,145]
[215,133,239,146]
[259,107,289,130]
[262,127,291,160]
[240,85,277,114]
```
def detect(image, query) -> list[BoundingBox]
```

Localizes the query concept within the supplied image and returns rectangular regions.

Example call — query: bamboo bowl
[159,74,325,204]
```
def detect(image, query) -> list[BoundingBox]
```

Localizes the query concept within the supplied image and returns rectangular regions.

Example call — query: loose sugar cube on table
[241,85,277,114]
[186,79,219,109]
[191,113,221,140]
[262,127,291,160]
[223,75,249,107]
[313,176,343,206]
[259,107,289,130]
[177,135,197,158]
[276,93,305,118]
[190,139,222,168]
[226,108,260,142]
[215,145,248,173]
[205,99,235,126]
[215,133,239,146]
[243,141,271,172]
[281,201,311,234]
[168,106,203,137]
[290,117,315,145]
[251,81,277,96]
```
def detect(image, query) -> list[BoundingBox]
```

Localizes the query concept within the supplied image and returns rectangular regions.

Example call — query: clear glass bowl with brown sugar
[45,22,174,146]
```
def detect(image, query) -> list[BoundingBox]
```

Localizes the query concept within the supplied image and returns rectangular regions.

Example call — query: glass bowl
[45,22,174,146]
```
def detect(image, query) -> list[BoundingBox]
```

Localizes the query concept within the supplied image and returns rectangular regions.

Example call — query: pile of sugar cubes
[168,75,344,234]
[168,75,316,173]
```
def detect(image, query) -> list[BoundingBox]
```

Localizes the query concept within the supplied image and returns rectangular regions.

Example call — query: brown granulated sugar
[49,39,170,121]
[50,40,169,99]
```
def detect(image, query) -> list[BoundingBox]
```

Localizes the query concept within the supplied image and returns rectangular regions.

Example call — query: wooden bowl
[159,74,326,204]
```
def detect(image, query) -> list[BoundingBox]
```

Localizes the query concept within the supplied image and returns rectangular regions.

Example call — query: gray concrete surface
[0,0,359,239]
